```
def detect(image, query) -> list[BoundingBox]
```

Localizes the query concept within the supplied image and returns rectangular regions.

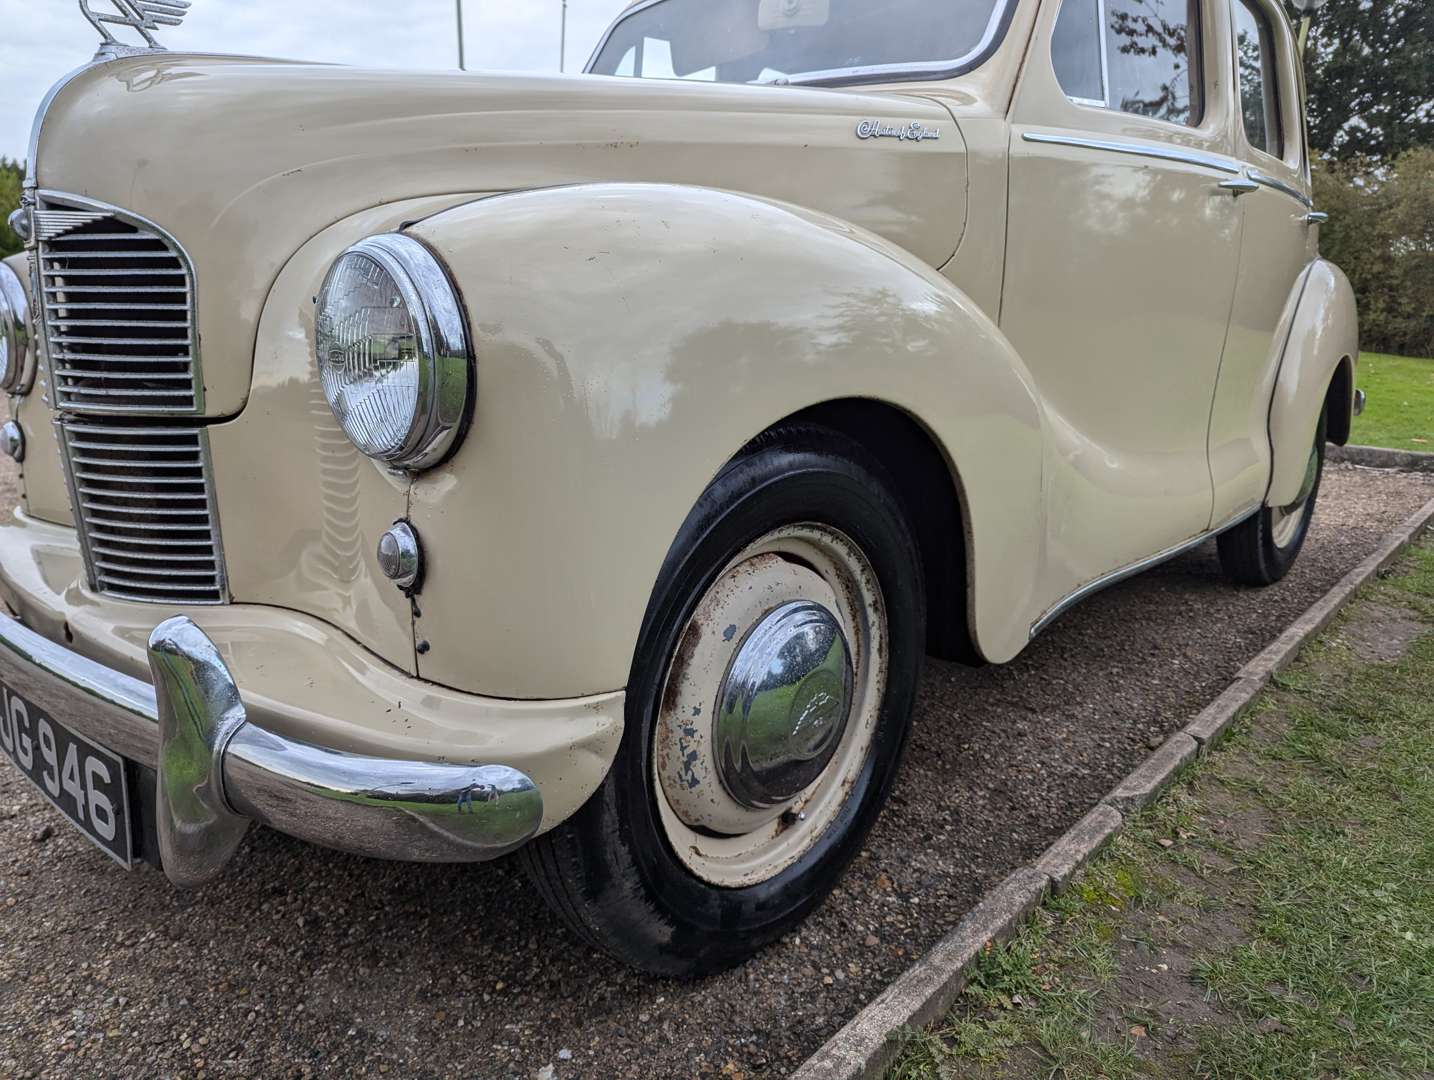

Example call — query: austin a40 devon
[0,0,1358,975]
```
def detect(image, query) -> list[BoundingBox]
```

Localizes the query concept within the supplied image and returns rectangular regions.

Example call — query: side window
[1052,0,1105,105]
[1233,0,1283,158]
[1053,0,1203,127]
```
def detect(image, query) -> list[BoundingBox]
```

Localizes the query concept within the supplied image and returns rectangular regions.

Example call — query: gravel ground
[1,459,1432,1080]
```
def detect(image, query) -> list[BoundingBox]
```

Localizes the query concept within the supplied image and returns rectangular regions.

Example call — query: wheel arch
[784,399,981,665]
[1267,259,1359,507]
[405,182,1045,697]
[1324,353,1355,446]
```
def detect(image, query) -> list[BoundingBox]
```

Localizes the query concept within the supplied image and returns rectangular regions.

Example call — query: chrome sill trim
[1021,131,1243,176]
[585,0,1016,88]
[1247,168,1314,209]
[0,612,544,886]
[1029,505,1260,639]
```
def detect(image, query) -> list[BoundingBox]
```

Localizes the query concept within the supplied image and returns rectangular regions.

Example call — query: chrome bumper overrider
[0,612,543,886]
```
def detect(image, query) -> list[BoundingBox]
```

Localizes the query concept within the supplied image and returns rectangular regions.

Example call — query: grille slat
[49,231,165,242]
[94,560,219,576]
[79,501,213,517]
[59,371,195,382]
[46,303,190,311]
[49,335,192,342]
[70,455,211,470]
[36,194,201,414]
[60,419,226,604]
[58,388,197,398]
[46,315,193,324]
[44,285,188,295]
[90,533,218,549]
[51,358,196,367]
[43,251,182,261]
[41,267,188,277]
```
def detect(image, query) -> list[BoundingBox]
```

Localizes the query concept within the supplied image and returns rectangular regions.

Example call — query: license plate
[0,681,132,867]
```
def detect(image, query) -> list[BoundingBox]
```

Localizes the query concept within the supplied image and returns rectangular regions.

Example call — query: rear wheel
[1218,409,1327,586]
[519,425,925,976]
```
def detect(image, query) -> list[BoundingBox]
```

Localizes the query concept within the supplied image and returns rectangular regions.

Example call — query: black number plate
[0,680,132,867]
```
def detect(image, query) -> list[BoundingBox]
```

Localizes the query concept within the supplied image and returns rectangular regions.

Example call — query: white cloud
[0,0,630,162]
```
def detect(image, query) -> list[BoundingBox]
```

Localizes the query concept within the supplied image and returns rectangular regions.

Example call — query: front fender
[407,183,1045,699]
[1267,260,1358,507]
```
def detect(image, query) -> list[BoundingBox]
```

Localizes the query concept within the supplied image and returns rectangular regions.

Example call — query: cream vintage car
[0,0,1358,976]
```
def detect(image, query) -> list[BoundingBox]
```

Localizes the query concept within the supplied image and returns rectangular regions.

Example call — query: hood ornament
[80,0,192,51]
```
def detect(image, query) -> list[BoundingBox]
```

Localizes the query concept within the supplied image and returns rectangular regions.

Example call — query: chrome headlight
[315,234,471,470]
[0,262,31,394]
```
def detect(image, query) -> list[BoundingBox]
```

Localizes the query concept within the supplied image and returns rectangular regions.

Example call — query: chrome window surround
[35,190,204,415]
[317,233,473,472]
[55,418,229,605]
[1230,0,1285,161]
[1053,0,1113,109]
[584,0,1019,89]
[1051,0,1205,126]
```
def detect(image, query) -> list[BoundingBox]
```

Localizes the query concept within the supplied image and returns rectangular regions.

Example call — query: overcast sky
[0,0,631,162]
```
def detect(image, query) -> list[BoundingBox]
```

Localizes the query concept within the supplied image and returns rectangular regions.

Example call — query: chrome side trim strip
[1248,168,1314,208]
[585,0,1017,88]
[1029,505,1260,639]
[1021,131,1244,175]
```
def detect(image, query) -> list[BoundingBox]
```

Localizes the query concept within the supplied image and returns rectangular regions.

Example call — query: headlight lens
[315,234,470,470]
[0,262,30,394]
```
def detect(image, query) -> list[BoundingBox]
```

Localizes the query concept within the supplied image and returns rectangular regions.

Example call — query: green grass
[1352,352,1434,452]
[887,541,1434,1079]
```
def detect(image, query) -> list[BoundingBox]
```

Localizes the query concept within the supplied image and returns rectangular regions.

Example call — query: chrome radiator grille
[57,420,227,605]
[35,192,201,414]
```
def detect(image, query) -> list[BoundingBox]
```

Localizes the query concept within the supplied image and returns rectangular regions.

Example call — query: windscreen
[586,0,1008,85]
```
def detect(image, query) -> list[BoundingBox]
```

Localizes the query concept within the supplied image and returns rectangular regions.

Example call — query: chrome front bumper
[0,612,543,886]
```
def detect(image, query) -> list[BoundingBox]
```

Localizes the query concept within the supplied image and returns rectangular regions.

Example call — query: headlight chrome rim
[0,262,31,395]
[316,233,471,471]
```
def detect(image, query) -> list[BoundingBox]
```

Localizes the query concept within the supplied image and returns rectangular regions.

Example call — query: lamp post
[1289,0,1328,60]
[560,0,569,72]
[455,0,467,69]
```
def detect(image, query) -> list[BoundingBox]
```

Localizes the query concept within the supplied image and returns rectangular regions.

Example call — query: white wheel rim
[652,523,887,889]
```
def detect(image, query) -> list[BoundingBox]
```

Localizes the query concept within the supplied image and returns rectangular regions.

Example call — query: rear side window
[1233,0,1283,157]
[1052,0,1203,127]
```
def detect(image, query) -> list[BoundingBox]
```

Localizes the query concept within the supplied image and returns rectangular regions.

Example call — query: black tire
[519,424,925,977]
[1218,408,1327,586]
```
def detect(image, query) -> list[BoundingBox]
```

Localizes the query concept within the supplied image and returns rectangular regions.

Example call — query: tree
[0,158,23,259]
[1290,0,1434,161]
[1313,147,1434,357]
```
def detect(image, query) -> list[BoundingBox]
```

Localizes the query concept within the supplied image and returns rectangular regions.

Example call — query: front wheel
[1217,409,1327,586]
[519,425,925,976]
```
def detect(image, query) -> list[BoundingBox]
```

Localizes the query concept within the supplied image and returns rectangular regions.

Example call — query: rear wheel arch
[1324,354,1355,446]
[1266,259,1359,507]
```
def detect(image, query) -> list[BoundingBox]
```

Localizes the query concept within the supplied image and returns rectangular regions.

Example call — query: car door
[1003,0,1243,617]
[1206,0,1316,526]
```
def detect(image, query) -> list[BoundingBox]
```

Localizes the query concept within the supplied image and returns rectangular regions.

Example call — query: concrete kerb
[792,493,1434,1080]
[1330,445,1434,474]
[790,868,1050,1080]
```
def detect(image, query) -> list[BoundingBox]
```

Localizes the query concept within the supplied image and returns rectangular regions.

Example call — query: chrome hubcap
[653,523,886,887]
[714,600,853,810]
